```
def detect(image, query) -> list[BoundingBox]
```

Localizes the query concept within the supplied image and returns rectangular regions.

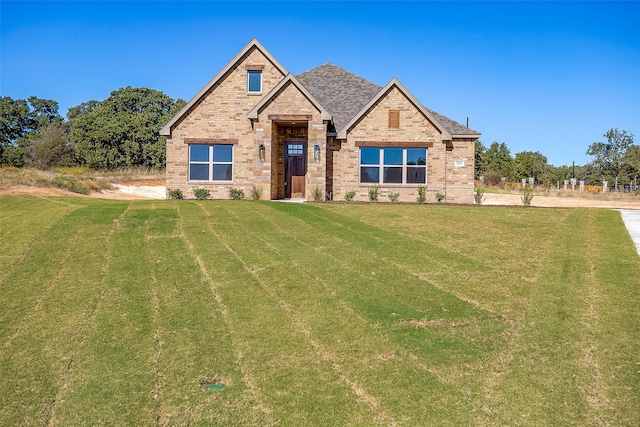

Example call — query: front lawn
[1,196,638,425]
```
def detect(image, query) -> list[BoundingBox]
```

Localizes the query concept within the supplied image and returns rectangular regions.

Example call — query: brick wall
[331,86,474,203]
[165,46,285,199]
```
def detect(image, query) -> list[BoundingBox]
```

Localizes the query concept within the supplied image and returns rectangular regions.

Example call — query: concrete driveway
[620,210,640,256]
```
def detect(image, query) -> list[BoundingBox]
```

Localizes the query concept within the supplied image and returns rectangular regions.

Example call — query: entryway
[284,141,307,198]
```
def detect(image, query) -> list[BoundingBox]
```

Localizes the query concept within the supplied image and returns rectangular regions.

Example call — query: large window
[360,147,426,184]
[247,70,262,93]
[189,144,233,181]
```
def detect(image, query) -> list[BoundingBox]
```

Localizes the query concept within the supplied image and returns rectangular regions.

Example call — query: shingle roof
[296,63,479,139]
[296,63,381,134]
[426,109,480,137]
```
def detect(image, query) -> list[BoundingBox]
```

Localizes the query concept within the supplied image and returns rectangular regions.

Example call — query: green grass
[1,197,638,426]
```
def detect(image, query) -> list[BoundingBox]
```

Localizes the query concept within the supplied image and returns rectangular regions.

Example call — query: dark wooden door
[285,142,306,198]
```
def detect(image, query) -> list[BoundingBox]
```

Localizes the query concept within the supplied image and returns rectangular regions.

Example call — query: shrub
[168,188,183,200]
[522,187,534,206]
[229,188,244,200]
[193,188,210,200]
[417,185,427,204]
[51,176,91,195]
[483,171,503,187]
[388,191,400,203]
[435,192,445,203]
[310,186,324,202]
[249,185,263,200]
[344,191,356,202]
[474,187,485,205]
[368,184,380,202]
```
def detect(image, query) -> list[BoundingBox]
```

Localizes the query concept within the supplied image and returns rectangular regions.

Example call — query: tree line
[0,87,185,170]
[1,88,637,190]
[475,129,638,189]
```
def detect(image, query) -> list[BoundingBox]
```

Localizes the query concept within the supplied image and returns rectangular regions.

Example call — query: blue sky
[2,1,639,166]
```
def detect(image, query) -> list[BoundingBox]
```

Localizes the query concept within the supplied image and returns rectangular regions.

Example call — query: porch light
[314,144,320,163]
[258,144,266,162]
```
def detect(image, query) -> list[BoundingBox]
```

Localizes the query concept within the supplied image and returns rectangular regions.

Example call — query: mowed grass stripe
[42,203,160,425]
[0,200,128,426]
[205,202,482,424]
[146,203,259,426]
[588,210,640,426]
[477,209,640,426]
[263,203,507,362]
[0,202,124,343]
[318,204,565,317]
[179,201,375,426]
[0,195,78,279]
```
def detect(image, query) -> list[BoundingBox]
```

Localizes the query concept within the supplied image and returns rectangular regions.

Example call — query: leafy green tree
[484,142,515,180]
[624,144,639,185]
[586,128,634,190]
[24,123,74,169]
[474,140,485,179]
[0,96,63,166]
[514,150,550,184]
[70,87,185,169]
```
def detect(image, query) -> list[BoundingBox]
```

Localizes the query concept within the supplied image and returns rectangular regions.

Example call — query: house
[161,39,480,203]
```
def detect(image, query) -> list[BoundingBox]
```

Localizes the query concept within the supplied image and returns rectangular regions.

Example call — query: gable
[247,74,331,122]
[338,78,452,141]
[160,39,287,136]
[347,85,443,144]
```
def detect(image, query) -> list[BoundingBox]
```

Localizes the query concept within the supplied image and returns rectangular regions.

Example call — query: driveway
[620,210,640,256]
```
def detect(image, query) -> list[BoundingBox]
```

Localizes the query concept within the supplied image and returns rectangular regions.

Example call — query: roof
[246,73,332,121]
[296,63,479,140]
[296,63,381,134]
[160,38,288,136]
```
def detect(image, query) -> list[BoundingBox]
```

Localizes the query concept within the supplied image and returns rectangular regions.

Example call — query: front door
[284,142,306,198]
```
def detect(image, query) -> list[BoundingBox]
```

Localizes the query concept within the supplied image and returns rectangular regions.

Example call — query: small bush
[368,185,380,202]
[51,176,91,195]
[250,185,264,200]
[193,188,210,200]
[310,186,324,202]
[484,171,503,187]
[229,188,244,200]
[344,191,356,202]
[388,191,400,203]
[436,192,445,203]
[168,188,183,200]
[417,185,427,204]
[474,187,485,205]
[522,187,534,206]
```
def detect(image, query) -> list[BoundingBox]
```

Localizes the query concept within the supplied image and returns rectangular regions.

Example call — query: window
[247,70,262,93]
[189,145,233,181]
[360,147,426,184]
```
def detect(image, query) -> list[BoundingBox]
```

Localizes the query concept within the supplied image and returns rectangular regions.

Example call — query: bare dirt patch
[483,193,639,209]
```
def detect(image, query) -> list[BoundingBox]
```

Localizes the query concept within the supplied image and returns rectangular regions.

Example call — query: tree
[484,142,515,180]
[586,128,634,190]
[474,140,486,179]
[514,150,550,185]
[70,87,185,169]
[24,123,74,169]
[0,96,63,166]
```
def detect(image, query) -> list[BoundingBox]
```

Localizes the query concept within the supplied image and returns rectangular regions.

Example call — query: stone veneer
[329,87,474,203]
[165,46,286,200]
[165,43,476,203]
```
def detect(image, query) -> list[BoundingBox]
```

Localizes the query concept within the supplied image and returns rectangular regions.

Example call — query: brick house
[161,39,480,203]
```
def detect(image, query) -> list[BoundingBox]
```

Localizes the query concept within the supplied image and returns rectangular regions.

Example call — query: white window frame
[359,147,427,185]
[188,144,233,182]
[247,70,262,94]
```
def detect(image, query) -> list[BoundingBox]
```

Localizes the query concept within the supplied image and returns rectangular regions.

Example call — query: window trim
[247,70,262,94]
[359,147,427,185]
[188,144,233,182]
